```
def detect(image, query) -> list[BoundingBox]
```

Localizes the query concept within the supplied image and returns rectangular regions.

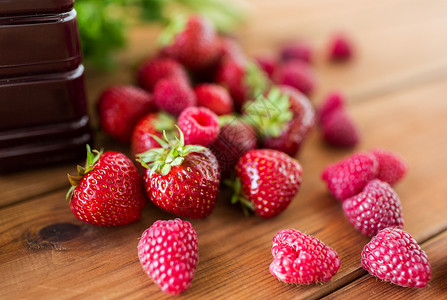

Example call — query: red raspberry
[177,107,220,146]
[137,57,189,92]
[273,61,316,96]
[322,152,379,201]
[318,92,345,124]
[98,85,156,143]
[194,84,234,116]
[362,227,431,288]
[280,41,313,63]
[370,148,408,185]
[328,34,353,61]
[343,179,404,237]
[153,78,196,116]
[255,55,277,78]
[270,229,340,284]
[321,108,360,147]
[138,218,199,295]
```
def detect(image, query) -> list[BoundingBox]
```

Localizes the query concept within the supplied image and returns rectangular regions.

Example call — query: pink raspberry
[322,152,379,201]
[255,55,277,78]
[321,108,360,148]
[318,92,346,125]
[177,106,220,146]
[328,34,353,61]
[280,41,313,63]
[194,84,234,116]
[153,78,196,116]
[270,229,340,284]
[137,218,199,295]
[137,57,189,92]
[370,148,408,185]
[343,179,404,237]
[273,61,316,96]
[362,227,431,288]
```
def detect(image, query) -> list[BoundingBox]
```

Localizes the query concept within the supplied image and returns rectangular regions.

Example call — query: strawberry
[218,36,246,61]
[177,106,220,147]
[343,179,404,237]
[153,77,196,116]
[209,119,257,178]
[318,92,345,125]
[159,15,220,70]
[98,85,156,143]
[270,229,340,284]
[255,55,277,78]
[232,149,302,218]
[272,60,316,96]
[321,108,360,147]
[328,33,353,61]
[194,84,234,115]
[137,128,220,218]
[215,58,269,111]
[370,148,408,185]
[322,152,379,201]
[138,218,199,295]
[280,41,313,64]
[131,112,176,156]
[243,86,315,157]
[67,145,146,226]
[137,57,189,92]
[362,227,431,288]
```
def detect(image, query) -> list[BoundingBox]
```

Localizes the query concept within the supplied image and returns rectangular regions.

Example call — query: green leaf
[158,15,187,46]
[161,164,172,176]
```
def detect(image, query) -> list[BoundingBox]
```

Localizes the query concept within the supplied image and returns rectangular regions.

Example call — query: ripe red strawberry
[138,218,199,295]
[137,57,189,92]
[243,86,315,157]
[328,33,353,61]
[215,58,269,111]
[362,227,431,288]
[160,15,220,70]
[153,77,196,116]
[270,229,340,284]
[131,112,176,156]
[255,55,277,78]
[98,85,156,143]
[273,61,316,96]
[280,41,313,63]
[67,146,146,226]
[218,36,245,61]
[370,148,408,185]
[177,106,220,147]
[137,128,220,218]
[232,149,302,218]
[209,119,257,178]
[321,108,360,147]
[194,84,234,115]
[343,179,404,237]
[318,92,345,125]
[322,152,379,201]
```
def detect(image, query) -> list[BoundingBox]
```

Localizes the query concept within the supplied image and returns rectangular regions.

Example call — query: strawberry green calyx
[244,61,270,98]
[226,178,254,216]
[243,87,293,139]
[158,15,187,47]
[154,112,176,134]
[137,126,206,177]
[66,145,103,200]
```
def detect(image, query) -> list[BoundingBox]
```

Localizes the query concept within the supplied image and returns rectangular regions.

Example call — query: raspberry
[194,84,234,116]
[270,229,340,284]
[321,108,360,147]
[153,78,196,116]
[280,41,313,63]
[343,179,404,237]
[255,55,277,78]
[137,57,189,92]
[177,107,220,146]
[370,148,408,185]
[273,61,316,96]
[318,92,345,125]
[138,219,199,295]
[322,152,379,201]
[362,227,431,288]
[328,34,353,61]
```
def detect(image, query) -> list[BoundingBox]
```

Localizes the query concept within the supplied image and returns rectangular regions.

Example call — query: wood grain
[1,77,447,299]
[322,230,447,300]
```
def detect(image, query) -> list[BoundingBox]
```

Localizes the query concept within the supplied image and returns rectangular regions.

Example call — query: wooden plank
[1,77,446,299]
[322,230,447,299]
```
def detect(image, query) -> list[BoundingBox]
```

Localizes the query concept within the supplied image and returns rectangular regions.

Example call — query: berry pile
[65,15,430,295]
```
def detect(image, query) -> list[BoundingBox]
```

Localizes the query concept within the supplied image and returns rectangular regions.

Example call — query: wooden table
[1,0,447,299]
